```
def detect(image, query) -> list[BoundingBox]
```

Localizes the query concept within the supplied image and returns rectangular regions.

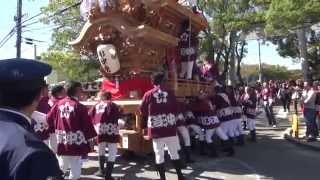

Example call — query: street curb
[283,130,320,152]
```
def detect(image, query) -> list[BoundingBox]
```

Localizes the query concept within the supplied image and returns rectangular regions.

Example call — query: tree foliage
[42,51,100,82]
[39,0,320,82]
[241,64,302,82]
[41,0,84,51]
[197,0,265,83]
[40,0,100,81]
[272,30,320,65]
[265,0,320,34]
[265,0,320,80]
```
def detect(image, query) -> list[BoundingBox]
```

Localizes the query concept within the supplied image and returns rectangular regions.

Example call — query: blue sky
[0,0,50,60]
[0,0,300,70]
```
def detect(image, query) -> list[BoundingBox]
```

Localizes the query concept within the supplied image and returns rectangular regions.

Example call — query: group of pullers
[32,74,258,180]
[33,82,120,180]
[138,73,258,180]
[171,83,258,162]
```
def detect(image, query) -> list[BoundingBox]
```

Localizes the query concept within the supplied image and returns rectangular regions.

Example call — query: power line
[0,33,15,48]
[13,1,82,33]
[0,31,15,48]
[23,1,82,28]
[23,37,48,43]
[23,25,59,32]
[0,22,42,49]
[0,14,36,50]
[58,1,82,14]
[21,21,43,28]
[21,12,43,25]
[0,1,82,49]
[0,28,15,46]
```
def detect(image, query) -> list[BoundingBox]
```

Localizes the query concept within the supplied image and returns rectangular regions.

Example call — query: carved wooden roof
[70,0,208,52]
[69,13,179,52]
[140,0,209,32]
[69,0,209,80]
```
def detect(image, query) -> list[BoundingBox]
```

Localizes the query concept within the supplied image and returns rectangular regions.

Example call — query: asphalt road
[80,107,320,180]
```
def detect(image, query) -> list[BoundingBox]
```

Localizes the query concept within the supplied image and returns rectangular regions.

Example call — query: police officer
[0,58,63,180]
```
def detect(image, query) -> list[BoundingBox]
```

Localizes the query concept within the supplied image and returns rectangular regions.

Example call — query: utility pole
[16,0,22,58]
[34,44,37,59]
[24,38,40,60]
[297,28,309,81]
[258,40,263,82]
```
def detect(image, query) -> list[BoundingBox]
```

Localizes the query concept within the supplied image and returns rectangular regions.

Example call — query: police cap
[0,58,52,92]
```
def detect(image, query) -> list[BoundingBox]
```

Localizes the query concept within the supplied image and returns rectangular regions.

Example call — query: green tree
[42,51,100,82]
[270,30,320,80]
[40,0,100,81]
[265,0,320,81]
[41,0,84,51]
[241,64,302,82]
[197,0,265,84]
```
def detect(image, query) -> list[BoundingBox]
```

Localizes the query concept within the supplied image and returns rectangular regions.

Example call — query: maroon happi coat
[191,99,220,129]
[89,100,121,143]
[47,97,97,156]
[48,97,63,108]
[176,101,187,127]
[140,86,178,139]
[212,93,233,122]
[241,93,257,119]
[37,96,51,114]
[179,30,198,62]
[261,87,272,101]
[33,96,51,140]
[228,93,243,120]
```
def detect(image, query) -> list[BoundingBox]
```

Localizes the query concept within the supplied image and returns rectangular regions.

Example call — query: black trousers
[264,102,276,125]
[281,98,291,112]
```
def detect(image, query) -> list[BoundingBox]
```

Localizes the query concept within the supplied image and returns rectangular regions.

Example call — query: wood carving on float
[70,0,210,96]
[70,0,214,155]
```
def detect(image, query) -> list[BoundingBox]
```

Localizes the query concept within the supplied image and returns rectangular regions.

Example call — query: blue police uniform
[0,59,63,180]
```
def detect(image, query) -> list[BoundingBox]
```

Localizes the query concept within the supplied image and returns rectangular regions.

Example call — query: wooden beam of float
[69,14,180,73]
[139,0,209,33]
[69,14,179,50]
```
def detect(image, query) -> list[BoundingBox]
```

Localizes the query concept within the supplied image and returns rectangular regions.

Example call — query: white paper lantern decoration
[97,44,120,74]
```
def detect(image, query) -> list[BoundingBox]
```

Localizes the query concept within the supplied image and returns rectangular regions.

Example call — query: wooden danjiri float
[70,0,211,155]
